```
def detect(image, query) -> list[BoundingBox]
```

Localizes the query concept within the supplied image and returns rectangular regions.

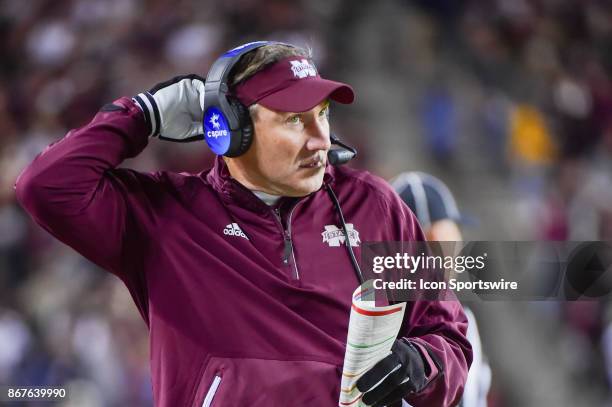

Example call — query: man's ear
[248,104,259,122]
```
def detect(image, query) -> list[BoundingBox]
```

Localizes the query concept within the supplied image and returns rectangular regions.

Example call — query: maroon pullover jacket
[15,97,472,406]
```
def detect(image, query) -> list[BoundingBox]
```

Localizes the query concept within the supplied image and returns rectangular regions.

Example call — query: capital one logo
[290,59,317,79]
[322,224,360,247]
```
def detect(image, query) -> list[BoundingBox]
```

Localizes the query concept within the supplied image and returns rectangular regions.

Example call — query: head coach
[15,41,471,407]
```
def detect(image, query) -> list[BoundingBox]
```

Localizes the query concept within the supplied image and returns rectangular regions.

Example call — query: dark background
[2,0,612,405]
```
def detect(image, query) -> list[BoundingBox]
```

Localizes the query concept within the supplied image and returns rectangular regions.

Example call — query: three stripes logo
[223,223,249,240]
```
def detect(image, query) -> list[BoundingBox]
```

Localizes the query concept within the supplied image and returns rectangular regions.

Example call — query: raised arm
[15,97,150,275]
[15,76,205,277]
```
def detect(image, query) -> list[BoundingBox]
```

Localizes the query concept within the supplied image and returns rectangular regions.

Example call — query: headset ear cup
[238,103,254,154]
[225,100,253,157]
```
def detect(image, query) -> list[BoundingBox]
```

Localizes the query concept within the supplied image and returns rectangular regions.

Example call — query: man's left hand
[133,74,205,141]
[356,339,427,406]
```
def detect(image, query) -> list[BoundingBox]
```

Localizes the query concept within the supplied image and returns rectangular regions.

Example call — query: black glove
[356,339,428,406]
[133,74,205,141]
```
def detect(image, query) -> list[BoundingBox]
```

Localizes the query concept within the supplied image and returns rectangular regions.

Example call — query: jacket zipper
[286,204,299,279]
[201,375,222,407]
[273,203,301,280]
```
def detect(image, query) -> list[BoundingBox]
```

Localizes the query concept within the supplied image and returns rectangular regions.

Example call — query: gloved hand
[356,339,428,407]
[133,74,205,141]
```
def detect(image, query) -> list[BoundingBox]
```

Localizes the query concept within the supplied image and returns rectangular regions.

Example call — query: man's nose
[305,120,331,151]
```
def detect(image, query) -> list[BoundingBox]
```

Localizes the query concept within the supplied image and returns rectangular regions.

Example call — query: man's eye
[287,115,301,124]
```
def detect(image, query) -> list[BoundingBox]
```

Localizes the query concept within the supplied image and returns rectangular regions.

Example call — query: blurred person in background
[391,171,492,407]
[14,41,472,407]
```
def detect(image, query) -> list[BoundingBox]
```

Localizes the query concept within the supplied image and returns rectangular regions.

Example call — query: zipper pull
[282,231,292,265]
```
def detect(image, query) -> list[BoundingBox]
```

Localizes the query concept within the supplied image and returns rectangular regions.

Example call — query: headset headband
[206,41,272,92]
[202,41,293,156]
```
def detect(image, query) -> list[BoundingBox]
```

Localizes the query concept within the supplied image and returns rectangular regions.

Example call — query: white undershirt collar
[252,190,281,206]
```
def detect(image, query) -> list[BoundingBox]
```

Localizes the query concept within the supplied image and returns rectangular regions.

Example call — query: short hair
[229,43,312,119]
[228,43,312,87]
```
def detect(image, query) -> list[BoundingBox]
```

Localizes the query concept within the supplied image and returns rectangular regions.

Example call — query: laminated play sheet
[339,282,407,406]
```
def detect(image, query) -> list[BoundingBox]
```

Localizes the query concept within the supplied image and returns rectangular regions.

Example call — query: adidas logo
[223,223,249,240]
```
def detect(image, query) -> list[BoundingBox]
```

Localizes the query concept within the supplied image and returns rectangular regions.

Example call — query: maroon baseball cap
[233,56,355,112]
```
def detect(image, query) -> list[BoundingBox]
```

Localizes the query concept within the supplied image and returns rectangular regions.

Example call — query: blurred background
[1,0,612,405]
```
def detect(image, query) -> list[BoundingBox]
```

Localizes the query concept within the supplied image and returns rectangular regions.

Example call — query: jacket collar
[205,156,335,213]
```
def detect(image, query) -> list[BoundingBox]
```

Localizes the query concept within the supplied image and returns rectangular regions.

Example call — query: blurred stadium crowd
[2,0,612,406]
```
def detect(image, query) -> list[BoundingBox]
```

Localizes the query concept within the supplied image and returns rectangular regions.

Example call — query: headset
[202,41,357,164]
[202,41,272,157]
[203,41,364,284]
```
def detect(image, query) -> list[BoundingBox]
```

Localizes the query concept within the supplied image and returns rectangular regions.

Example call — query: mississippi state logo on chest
[321,224,361,247]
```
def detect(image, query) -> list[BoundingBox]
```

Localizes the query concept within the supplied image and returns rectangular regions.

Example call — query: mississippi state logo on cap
[289,59,317,79]
[234,56,355,113]
[203,107,231,155]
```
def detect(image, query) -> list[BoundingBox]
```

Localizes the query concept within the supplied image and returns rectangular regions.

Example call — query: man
[391,171,491,407]
[15,42,471,406]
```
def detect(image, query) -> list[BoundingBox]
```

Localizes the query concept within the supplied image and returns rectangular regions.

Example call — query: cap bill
[257,78,354,112]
